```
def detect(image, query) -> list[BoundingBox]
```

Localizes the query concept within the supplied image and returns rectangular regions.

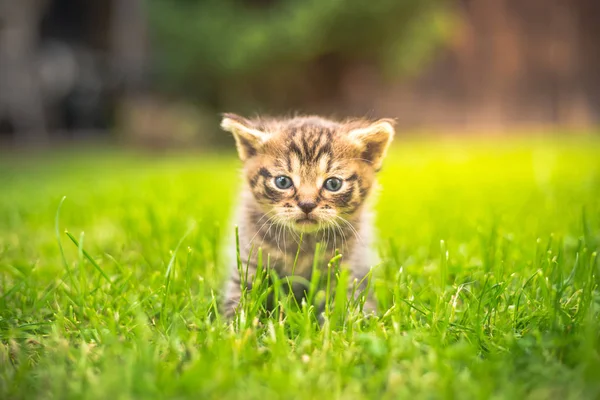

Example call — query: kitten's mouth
[296,217,317,225]
[294,216,320,232]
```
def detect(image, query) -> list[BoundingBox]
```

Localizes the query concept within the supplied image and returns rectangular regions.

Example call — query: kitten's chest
[258,233,344,278]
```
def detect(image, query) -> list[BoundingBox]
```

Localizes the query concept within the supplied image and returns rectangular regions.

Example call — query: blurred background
[1,0,599,150]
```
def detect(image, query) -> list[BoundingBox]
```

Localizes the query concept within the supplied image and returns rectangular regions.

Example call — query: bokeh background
[1,0,599,150]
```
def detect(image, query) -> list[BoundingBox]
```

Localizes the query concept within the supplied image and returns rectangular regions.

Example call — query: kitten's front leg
[222,262,255,319]
[222,274,242,319]
[222,260,261,319]
[348,268,377,315]
[316,269,376,325]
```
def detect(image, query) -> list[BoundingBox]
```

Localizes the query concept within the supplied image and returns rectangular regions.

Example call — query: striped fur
[221,114,395,318]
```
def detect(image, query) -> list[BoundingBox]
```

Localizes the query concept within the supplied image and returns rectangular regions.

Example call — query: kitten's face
[221,115,394,233]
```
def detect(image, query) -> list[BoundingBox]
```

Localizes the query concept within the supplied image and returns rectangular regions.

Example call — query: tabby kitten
[220,113,395,318]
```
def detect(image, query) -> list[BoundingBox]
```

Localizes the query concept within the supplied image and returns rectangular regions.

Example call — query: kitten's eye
[274,176,293,189]
[324,177,343,192]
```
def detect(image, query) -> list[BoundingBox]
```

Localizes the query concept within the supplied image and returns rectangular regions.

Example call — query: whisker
[282,222,288,261]
[248,210,277,245]
[335,215,364,245]
[258,215,280,249]
[275,221,283,253]
[331,220,338,253]
[331,219,347,252]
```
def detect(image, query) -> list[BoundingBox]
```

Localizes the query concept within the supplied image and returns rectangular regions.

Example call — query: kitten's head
[221,114,395,233]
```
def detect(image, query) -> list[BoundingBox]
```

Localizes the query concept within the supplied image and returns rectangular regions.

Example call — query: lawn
[1,136,599,399]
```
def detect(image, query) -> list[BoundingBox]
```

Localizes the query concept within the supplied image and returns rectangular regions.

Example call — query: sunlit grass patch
[0,136,599,399]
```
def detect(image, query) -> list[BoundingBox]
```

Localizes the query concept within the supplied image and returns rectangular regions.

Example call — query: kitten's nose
[298,201,317,214]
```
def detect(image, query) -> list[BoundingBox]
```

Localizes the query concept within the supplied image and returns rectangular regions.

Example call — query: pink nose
[298,201,317,214]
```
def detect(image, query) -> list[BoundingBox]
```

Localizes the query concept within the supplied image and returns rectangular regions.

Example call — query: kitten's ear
[348,119,395,170]
[220,113,268,161]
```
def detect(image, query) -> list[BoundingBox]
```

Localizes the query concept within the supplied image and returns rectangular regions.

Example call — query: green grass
[1,136,599,399]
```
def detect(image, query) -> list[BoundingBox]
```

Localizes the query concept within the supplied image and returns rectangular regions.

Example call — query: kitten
[220,113,394,318]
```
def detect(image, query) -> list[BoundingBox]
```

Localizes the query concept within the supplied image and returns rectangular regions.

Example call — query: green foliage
[1,136,600,399]
[147,0,453,107]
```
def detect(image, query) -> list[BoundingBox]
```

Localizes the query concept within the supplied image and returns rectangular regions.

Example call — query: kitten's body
[221,114,394,317]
